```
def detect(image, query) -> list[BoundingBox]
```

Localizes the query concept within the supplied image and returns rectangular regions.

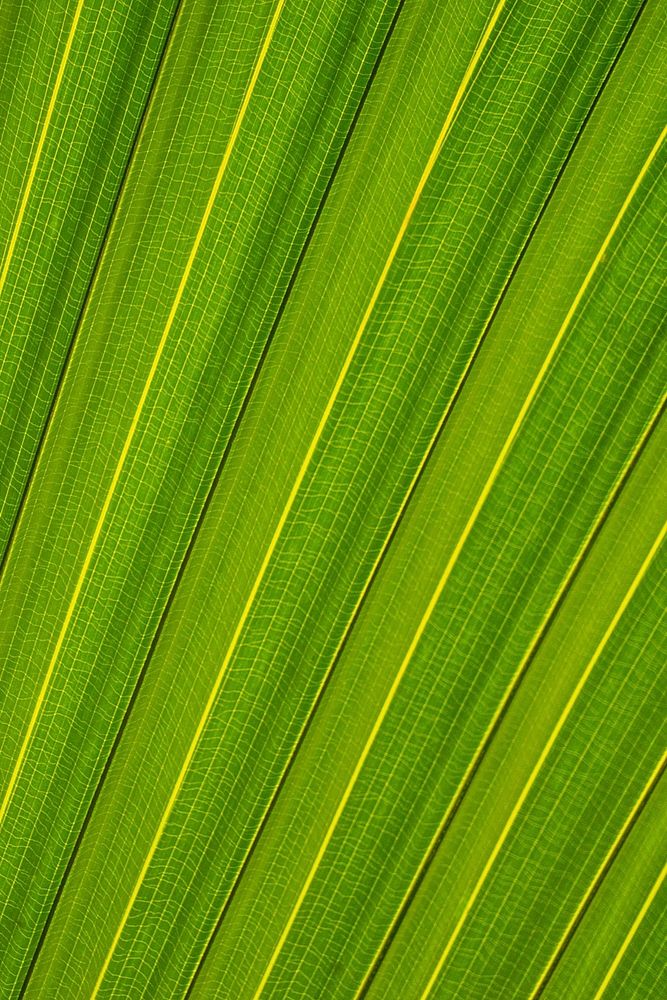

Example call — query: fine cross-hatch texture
[0,1,664,998]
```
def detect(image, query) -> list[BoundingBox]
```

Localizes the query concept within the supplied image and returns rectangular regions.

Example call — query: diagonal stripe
[591,860,666,1000]
[79,0,507,993]
[244,5,508,995]
[0,0,187,590]
[527,753,666,1000]
[0,0,286,833]
[355,397,666,999]
[252,117,665,1000]
[0,0,84,302]
[81,6,288,994]
[419,520,666,1000]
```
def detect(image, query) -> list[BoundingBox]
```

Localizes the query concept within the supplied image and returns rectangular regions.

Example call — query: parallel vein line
[0,0,286,837]
[355,397,665,999]
[252,109,665,1000]
[83,4,288,995]
[528,752,666,1000]
[0,0,187,589]
[81,0,507,993]
[591,861,666,1000]
[246,3,508,994]
[419,521,666,999]
[0,0,84,301]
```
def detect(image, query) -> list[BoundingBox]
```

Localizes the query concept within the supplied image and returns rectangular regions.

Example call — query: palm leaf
[0,0,180,553]
[0,0,664,997]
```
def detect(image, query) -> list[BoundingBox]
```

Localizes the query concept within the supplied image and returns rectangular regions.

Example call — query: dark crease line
[0,0,185,587]
[357,400,664,997]
[182,1,412,994]
[531,759,666,1000]
[15,0,186,993]
[353,2,654,991]
[18,0,409,994]
[187,3,652,994]
[21,0,649,990]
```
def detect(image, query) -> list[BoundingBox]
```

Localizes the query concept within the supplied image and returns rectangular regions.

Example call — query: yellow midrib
[253,119,666,1000]
[355,400,666,999]
[591,860,667,1000]
[0,0,86,823]
[87,1,509,993]
[527,750,666,1000]
[249,3,509,995]
[418,520,666,999]
[0,0,286,833]
[0,0,84,299]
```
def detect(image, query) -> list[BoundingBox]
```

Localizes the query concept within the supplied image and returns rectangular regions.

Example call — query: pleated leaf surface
[0,1,664,998]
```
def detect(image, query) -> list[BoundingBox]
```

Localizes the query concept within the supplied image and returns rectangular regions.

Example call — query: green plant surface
[182,2,666,991]
[0,0,179,553]
[540,771,666,1000]
[0,0,402,988]
[0,1,664,998]
[361,418,665,1000]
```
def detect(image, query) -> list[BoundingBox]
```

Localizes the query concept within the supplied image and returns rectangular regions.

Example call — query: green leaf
[0,1,663,998]
[0,0,179,554]
[361,421,665,1000]
[180,3,667,993]
[540,770,666,1000]
[0,0,402,989]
